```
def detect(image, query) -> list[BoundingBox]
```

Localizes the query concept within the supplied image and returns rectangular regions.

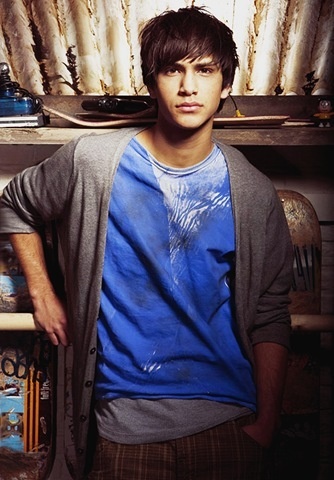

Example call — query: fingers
[33,315,70,347]
[48,331,61,346]
[48,331,69,347]
[47,327,70,347]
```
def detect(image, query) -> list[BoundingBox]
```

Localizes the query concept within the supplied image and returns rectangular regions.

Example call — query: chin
[177,118,213,131]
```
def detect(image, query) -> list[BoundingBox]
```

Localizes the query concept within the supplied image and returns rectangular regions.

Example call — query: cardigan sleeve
[250,189,293,348]
[219,141,294,355]
[0,137,81,234]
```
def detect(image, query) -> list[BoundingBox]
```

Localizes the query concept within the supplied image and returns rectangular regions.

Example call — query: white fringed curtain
[0,0,333,96]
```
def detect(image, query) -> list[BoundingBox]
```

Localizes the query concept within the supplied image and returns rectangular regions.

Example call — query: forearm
[10,232,55,299]
[253,342,288,427]
[9,232,69,346]
[243,341,289,447]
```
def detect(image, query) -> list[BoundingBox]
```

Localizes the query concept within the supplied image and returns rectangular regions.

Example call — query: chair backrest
[277,189,322,315]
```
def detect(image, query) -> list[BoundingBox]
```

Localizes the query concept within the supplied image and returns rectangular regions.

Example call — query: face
[319,99,332,113]
[149,56,230,133]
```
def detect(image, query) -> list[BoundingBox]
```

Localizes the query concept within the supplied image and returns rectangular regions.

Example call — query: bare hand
[9,232,70,346]
[32,289,70,347]
[242,420,276,449]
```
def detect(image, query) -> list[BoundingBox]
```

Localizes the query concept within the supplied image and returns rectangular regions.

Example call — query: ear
[221,85,231,100]
[147,85,157,100]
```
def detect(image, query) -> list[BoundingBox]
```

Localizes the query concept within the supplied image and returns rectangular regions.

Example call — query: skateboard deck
[0,234,56,480]
[270,190,322,480]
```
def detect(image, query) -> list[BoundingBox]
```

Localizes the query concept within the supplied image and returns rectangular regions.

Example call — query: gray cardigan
[0,127,293,478]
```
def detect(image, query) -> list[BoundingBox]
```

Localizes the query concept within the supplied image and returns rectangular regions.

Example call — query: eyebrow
[172,60,219,69]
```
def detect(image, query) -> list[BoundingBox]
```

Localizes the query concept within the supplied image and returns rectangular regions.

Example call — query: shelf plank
[0,313,41,331]
[0,125,333,146]
[0,312,333,332]
[291,314,334,332]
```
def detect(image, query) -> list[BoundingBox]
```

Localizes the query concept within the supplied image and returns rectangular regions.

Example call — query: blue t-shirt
[95,138,255,410]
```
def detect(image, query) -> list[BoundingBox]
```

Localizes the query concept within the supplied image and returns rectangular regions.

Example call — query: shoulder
[65,127,144,174]
[71,127,142,164]
[215,140,274,192]
[75,127,144,151]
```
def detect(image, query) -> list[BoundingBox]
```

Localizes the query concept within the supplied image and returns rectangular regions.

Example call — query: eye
[199,67,213,74]
[163,66,180,76]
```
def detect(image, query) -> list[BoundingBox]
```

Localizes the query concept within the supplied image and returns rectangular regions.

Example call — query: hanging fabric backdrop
[0,0,333,96]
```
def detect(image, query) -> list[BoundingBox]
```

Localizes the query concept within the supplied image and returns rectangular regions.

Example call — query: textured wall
[0,0,333,96]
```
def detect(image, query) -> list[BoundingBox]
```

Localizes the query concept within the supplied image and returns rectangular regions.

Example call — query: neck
[137,121,214,168]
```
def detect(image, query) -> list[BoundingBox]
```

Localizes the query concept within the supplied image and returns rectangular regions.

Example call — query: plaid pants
[87,414,269,480]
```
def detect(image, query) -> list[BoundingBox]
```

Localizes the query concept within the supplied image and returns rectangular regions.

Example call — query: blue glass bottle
[0,63,35,116]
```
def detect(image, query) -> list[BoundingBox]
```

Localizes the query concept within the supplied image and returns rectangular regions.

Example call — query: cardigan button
[77,448,84,455]
[85,380,93,387]
[90,347,96,354]
[80,415,87,422]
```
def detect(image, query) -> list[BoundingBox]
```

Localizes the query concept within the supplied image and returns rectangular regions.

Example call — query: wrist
[255,412,281,433]
[29,281,57,304]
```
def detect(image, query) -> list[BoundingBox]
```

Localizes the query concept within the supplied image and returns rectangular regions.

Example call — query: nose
[179,71,198,95]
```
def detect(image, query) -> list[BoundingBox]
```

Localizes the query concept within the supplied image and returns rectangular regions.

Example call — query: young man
[0,7,293,480]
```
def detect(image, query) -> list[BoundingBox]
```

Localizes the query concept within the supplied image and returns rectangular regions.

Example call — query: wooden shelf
[1,312,333,332]
[0,313,40,331]
[1,95,333,147]
[0,125,333,147]
[213,125,334,146]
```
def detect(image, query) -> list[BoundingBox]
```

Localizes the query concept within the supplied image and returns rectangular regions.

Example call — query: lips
[177,102,202,112]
